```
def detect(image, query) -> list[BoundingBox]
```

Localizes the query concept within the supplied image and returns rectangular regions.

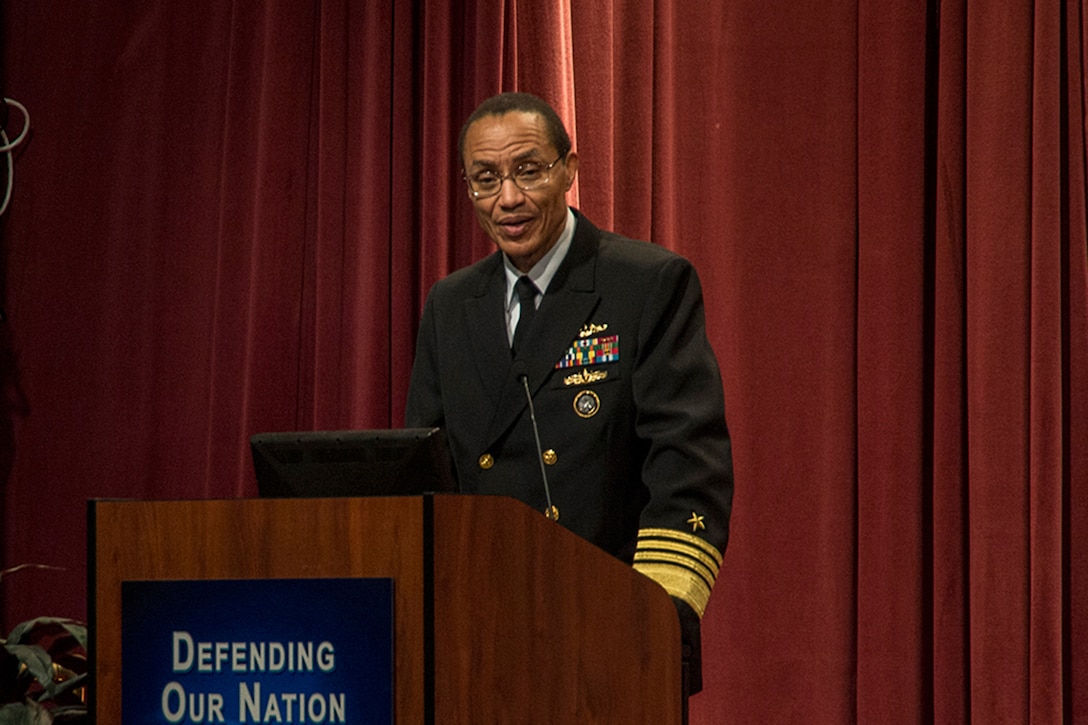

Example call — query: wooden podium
[89,495,682,723]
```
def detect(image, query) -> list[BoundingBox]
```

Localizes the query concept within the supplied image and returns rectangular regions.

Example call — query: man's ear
[563,151,580,190]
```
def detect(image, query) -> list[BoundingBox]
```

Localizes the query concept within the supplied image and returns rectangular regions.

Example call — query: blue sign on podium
[121,578,394,724]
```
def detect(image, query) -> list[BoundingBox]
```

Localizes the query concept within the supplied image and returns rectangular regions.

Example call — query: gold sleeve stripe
[634,550,716,590]
[637,528,724,565]
[636,539,721,580]
[632,561,713,618]
[633,528,724,617]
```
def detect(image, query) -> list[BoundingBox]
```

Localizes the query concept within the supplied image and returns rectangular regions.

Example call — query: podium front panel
[90,497,425,724]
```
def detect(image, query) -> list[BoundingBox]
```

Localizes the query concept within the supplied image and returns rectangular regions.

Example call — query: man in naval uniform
[405,92,733,700]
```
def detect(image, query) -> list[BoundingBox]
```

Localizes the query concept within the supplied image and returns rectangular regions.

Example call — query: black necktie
[512,276,539,356]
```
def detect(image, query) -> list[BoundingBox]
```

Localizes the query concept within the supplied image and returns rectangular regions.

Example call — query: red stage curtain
[2,1,1086,721]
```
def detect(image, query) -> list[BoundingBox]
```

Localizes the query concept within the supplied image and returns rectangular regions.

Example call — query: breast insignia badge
[573,390,601,418]
[579,322,609,338]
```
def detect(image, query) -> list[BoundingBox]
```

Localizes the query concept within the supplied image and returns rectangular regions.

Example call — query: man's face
[461,111,579,273]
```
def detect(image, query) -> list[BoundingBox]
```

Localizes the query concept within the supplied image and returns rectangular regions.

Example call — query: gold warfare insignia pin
[563,368,608,386]
[579,322,609,338]
[573,390,601,418]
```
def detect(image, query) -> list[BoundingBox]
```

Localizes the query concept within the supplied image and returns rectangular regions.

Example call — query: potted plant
[0,566,87,724]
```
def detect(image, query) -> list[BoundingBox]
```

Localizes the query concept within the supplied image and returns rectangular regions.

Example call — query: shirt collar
[503,207,576,308]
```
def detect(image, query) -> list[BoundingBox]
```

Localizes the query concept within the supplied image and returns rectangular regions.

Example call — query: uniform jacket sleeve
[626,251,732,620]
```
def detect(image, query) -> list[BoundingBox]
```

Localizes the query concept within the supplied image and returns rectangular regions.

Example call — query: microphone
[514,364,559,521]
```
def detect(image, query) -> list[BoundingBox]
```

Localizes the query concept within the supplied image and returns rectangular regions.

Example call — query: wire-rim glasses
[463,155,564,199]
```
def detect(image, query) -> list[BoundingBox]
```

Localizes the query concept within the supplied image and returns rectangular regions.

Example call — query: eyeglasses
[463,155,564,199]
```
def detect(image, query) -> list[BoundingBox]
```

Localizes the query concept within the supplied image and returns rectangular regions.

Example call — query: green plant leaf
[34,673,85,703]
[44,703,84,717]
[0,701,54,724]
[0,646,54,700]
[5,620,85,651]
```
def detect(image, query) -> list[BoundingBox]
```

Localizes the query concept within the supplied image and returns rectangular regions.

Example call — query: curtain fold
[930,0,971,719]
[2,0,1086,721]
[1066,2,1088,720]
[1025,2,1068,719]
[856,1,929,720]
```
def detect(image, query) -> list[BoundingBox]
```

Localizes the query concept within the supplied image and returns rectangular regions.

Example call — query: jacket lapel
[482,212,602,449]
[463,252,512,409]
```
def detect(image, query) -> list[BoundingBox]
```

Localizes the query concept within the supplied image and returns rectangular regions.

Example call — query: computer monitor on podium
[250,426,458,498]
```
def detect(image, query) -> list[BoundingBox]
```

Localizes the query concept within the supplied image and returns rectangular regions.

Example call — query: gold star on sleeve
[687,512,706,532]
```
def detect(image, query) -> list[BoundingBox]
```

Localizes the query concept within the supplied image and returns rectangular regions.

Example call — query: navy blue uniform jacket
[406,210,732,622]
